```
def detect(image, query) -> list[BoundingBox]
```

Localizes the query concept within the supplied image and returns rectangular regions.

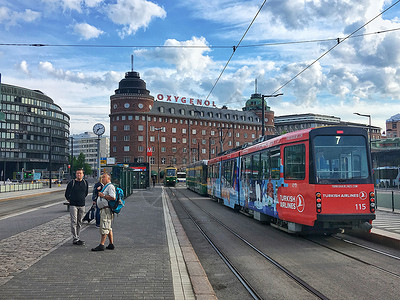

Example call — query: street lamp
[354,112,372,150]
[154,127,162,184]
[261,93,283,136]
[48,126,52,188]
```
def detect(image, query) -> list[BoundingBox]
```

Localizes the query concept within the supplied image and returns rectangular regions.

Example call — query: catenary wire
[270,0,400,96]
[0,28,398,49]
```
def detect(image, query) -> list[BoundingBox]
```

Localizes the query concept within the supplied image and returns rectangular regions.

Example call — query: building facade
[0,83,70,180]
[109,71,274,171]
[70,132,110,173]
[275,113,381,140]
[386,114,400,138]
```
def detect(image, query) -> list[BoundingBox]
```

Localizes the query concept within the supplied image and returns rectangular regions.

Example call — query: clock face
[93,123,105,136]
[124,103,130,108]
[138,103,143,109]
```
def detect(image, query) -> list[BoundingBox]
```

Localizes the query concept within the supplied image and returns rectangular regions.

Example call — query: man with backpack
[92,179,103,228]
[91,173,116,251]
[65,169,88,245]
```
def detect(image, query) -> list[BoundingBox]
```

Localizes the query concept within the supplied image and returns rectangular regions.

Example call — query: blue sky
[1,0,400,135]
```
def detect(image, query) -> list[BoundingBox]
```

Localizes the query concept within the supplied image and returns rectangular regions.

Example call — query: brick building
[386,114,400,138]
[109,71,274,171]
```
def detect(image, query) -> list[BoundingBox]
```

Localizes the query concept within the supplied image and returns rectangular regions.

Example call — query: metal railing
[0,183,44,193]
[375,189,400,212]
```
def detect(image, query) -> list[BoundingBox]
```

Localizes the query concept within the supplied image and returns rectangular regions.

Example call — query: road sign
[147,147,153,156]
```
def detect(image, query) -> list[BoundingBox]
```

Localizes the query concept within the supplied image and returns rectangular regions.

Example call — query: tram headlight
[369,192,376,213]
[316,192,322,213]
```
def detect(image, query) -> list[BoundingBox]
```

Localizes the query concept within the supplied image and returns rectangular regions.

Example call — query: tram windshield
[313,135,370,183]
[166,169,176,176]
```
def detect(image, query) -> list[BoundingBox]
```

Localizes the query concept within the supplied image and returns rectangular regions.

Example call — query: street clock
[93,123,105,136]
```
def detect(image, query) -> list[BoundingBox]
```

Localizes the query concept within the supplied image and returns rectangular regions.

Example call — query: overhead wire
[204,0,268,102]
[270,0,400,96]
[1,28,399,49]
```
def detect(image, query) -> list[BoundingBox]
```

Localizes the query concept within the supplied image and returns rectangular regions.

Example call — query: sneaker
[73,240,85,245]
[95,225,100,228]
[106,244,115,250]
[91,244,105,251]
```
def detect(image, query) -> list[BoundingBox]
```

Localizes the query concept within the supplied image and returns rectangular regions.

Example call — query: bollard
[392,190,395,212]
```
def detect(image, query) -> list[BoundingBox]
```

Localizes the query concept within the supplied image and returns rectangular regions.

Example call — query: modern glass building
[0,83,70,181]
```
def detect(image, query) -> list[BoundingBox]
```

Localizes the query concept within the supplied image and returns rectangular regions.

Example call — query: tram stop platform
[0,185,216,299]
[0,185,399,299]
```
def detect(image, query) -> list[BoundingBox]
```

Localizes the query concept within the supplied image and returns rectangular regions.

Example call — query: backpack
[108,186,125,214]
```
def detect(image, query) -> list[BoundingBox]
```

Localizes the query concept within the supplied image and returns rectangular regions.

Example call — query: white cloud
[106,0,166,38]
[41,0,83,12]
[84,0,103,7]
[0,6,41,28]
[73,23,104,40]
[19,61,30,75]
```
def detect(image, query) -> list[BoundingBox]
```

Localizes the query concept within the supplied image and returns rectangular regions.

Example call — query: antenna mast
[131,55,134,72]
[255,79,258,94]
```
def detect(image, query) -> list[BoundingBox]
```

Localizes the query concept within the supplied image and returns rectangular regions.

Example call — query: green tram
[186,160,208,195]
[164,166,177,186]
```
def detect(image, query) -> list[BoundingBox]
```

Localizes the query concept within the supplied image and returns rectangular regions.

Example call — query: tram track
[167,187,329,300]
[303,235,400,278]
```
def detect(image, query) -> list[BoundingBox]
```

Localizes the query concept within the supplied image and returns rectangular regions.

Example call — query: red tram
[207,126,375,233]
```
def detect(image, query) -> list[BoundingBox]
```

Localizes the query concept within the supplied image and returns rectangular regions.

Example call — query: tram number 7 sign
[147,147,153,157]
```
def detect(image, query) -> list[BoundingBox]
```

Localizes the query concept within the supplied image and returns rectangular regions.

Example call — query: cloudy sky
[1,0,400,135]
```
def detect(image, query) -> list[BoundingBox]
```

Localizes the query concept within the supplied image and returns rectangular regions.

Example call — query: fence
[0,183,44,193]
[375,189,400,212]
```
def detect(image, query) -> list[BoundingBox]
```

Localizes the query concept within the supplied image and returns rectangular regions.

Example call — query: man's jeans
[70,205,85,242]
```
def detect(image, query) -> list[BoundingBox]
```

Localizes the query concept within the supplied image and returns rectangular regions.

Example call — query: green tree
[69,153,92,176]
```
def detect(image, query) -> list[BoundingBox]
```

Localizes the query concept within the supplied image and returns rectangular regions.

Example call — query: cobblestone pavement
[0,214,74,286]
[0,188,177,299]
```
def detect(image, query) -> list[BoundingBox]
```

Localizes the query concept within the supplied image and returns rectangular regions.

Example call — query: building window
[180,109,185,115]
[113,136,116,142]
[113,146,116,152]
[182,128,186,134]
[202,148,206,154]
[172,127,176,133]
[172,147,177,153]
[124,125,130,131]
[183,148,187,153]
[138,136,144,141]
[138,125,144,131]
[128,116,133,120]
[202,130,206,135]
[150,157,155,164]
[124,136,130,141]
[236,142,240,146]
[192,129,196,135]
[137,156,144,163]
[202,139,206,144]
[161,157,166,164]
[138,146,144,152]
[192,138,197,144]
[161,147,166,152]
[150,136,155,142]
[172,137,176,143]
[159,107,165,113]
[182,138,187,143]
[124,146,130,151]
[228,141,232,146]
[161,137,166,142]
[113,126,117,132]
[236,132,240,137]
[135,116,140,120]
[123,156,130,163]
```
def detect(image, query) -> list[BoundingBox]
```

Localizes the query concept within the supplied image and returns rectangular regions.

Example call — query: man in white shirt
[91,173,116,251]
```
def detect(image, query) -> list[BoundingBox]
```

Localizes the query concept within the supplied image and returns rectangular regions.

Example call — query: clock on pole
[93,123,105,136]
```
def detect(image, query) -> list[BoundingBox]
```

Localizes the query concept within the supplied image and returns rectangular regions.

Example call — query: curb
[347,230,400,250]
[165,191,218,300]
[0,189,64,202]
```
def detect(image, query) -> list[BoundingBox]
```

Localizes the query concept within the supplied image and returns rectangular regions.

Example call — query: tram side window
[270,150,281,180]
[223,160,233,188]
[284,144,305,180]
[260,151,270,179]
[252,154,260,180]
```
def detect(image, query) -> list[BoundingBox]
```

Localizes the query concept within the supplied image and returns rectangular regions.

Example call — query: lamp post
[354,112,372,150]
[48,126,52,188]
[154,127,162,183]
[261,93,283,136]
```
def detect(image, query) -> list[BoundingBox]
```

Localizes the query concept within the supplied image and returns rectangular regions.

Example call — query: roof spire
[131,55,134,72]
[255,78,258,94]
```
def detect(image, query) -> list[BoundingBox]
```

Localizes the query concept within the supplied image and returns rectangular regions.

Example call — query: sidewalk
[0,186,216,299]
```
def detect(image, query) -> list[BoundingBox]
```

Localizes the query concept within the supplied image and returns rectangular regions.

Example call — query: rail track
[167,187,330,300]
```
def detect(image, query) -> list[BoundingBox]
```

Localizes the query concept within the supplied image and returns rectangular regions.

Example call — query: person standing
[92,179,103,228]
[91,173,116,251]
[65,169,88,245]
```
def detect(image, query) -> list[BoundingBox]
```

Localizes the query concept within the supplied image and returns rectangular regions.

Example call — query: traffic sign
[147,147,153,156]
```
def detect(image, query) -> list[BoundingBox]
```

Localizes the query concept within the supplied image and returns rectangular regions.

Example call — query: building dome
[243,93,270,111]
[115,71,150,95]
